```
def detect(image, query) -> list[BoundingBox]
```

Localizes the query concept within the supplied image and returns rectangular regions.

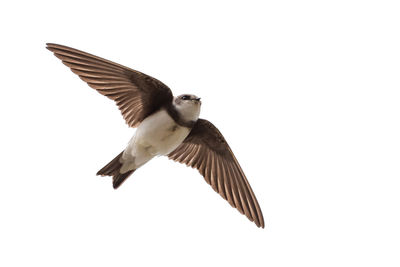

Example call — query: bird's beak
[195,97,201,101]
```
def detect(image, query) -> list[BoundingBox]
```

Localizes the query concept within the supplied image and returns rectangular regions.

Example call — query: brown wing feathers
[168,119,264,228]
[46,43,172,128]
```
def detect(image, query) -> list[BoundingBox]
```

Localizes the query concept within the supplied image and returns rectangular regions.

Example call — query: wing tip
[254,210,265,228]
[250,215,265,228]
[46,43,59,53]
[46,43,71,53]
[46,42,55,48]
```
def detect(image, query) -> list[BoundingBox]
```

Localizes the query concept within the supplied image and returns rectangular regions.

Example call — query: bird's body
[47,43,265,228]
[121,104,198,173]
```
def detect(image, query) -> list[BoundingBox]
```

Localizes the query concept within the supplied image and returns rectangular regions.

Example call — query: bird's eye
[181,95,189,100]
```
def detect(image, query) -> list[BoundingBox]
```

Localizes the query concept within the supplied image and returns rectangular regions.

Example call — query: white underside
[120,109,191,173]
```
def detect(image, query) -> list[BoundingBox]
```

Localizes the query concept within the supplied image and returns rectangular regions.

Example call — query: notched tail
[97,151,135,189]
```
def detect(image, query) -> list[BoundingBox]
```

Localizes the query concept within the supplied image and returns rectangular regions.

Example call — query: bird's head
[173,94,201,122]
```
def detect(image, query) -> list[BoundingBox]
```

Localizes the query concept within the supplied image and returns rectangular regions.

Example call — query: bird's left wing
[168,119,264,228]
[46,43,173,128]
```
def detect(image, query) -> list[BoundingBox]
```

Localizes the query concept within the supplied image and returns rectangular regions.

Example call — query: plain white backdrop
[1,0,399,266]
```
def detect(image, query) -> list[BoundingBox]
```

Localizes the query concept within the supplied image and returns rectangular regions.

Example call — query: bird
[46,43,264,228]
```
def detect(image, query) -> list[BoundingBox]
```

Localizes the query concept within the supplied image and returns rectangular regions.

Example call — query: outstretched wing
[46,43,173,127]
[168,119,264,228]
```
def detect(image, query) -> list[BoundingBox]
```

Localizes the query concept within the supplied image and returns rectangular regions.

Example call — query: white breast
[125,109,190,161]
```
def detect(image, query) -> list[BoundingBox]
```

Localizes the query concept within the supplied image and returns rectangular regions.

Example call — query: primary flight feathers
[46,43,172,127]
[169,119,264,227]
[47,43,264,228]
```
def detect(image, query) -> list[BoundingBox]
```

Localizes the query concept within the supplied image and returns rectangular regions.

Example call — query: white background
[1,0,399,266]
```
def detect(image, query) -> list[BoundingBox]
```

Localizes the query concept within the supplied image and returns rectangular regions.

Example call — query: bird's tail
[97,151,135,189]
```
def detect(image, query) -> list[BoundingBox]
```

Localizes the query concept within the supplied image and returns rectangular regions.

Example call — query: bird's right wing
[168,119,264,228]
[47,43,173,128]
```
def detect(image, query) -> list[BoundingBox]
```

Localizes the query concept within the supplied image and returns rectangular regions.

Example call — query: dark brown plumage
[47,43,264,228]
[96,151,135,189]
[46,43,173,127]
[168,119,264,228]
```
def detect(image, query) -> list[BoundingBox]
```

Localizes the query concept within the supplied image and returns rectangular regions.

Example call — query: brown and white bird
[46,43,264,228]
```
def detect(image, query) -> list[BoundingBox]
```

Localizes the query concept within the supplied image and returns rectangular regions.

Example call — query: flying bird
[46,43,264,228]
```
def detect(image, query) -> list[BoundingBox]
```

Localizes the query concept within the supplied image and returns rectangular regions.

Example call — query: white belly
[135,109,190,155]
[121,109,190,172]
